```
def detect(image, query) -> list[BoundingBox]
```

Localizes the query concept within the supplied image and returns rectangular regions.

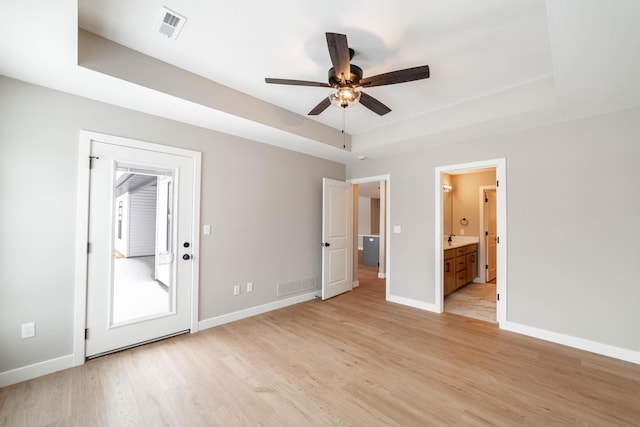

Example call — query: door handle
[322,242,330,247]
[182,254,191,260]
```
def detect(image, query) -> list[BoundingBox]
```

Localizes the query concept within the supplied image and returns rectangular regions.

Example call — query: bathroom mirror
[443,174,453,236]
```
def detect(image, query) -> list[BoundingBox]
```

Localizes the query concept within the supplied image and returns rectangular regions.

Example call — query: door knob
[182,254,191,260]
[183,242,190,248]
[322,242,330,247]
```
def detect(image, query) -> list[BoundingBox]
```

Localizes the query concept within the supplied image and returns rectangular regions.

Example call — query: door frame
[434,159,507,324]
[349,175,391,300]
[73,130,201,366]
[478,185,497,283]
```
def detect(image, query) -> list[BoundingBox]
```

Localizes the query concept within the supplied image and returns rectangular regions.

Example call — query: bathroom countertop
[443,237,479,250]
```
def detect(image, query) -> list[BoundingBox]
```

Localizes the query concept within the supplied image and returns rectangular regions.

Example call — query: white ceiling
[2,1,640,163]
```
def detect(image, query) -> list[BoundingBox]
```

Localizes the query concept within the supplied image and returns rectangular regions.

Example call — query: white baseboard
[199,291,319,330]
[352,280,360,288]
[377,273,386,279]
[0,354,74,388]
[387,294,439,313]
[502,321,640,365]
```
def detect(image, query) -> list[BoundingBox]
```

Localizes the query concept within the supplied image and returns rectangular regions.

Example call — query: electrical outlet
[246,282,253,293]
[21,322,35,339]
[233,285,240,296]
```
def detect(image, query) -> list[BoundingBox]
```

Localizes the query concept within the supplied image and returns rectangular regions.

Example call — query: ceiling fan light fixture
[330,87,361,109]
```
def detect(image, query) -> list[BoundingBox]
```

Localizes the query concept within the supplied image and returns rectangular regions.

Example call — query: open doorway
[356,182,383,289]
[350,175,390,299]
[435,159,507,325]
[441,169,496,323]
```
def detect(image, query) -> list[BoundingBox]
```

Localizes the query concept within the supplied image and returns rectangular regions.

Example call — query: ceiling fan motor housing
[328,64,363,88]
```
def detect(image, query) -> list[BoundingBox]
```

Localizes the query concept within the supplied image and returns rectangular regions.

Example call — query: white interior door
[485,189,497,282]
[321,178,352,300]
[86,140,195,358]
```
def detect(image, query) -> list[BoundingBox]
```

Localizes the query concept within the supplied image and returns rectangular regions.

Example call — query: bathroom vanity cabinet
[444,243,478,296]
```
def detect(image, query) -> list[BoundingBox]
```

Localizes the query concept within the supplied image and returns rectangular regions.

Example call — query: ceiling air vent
[157,7,186,40]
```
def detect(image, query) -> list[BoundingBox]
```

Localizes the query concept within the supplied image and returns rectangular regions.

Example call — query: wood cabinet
[466,247,478,284]
[444,243,478,297]
[443,249,456,296]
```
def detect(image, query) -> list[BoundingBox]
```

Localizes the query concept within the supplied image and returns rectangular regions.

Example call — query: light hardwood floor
[2,279,640,426]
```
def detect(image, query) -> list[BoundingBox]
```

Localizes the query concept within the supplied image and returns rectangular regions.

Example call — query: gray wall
[348,106,640,352]
[0,76,344,373]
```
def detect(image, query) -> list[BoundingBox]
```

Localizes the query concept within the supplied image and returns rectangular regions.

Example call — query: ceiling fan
[265,32,430,116]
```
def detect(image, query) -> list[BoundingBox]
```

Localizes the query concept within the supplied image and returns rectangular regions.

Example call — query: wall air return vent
[157,7,186,40]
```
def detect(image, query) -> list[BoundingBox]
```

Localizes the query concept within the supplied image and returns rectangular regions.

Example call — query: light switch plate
[393,225,401,233]
[203,224,211,235]
[21,322,35,339]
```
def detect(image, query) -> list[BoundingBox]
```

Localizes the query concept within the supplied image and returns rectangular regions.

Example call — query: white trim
[0,355,74,388]
[495,161,507,324]
[502,322,640,365]
[478,185,496,283]
[73,141,91,366]
[435,159,507,324]
[189,151,202,333]
[377,273,386,279]
[352,280,360,288]
[74,130,202,365]
[434,171,444,312]
[199,291,319,330]
[349,175,391,301]
[387,294,438,313]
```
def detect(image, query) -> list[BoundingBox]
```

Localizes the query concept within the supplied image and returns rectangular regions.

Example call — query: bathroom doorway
[435,159,507,325]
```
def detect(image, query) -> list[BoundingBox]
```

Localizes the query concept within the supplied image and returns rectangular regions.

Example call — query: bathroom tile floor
[444,282,496,323]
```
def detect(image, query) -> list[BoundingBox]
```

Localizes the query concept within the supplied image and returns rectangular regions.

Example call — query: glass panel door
[111,165,174,326]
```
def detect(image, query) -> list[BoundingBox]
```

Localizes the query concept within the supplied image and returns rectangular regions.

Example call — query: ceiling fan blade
[359,92,391,116]
[308,97,332,115]
[265,78,330,87]
[359,65,430,88]
[326,33,351,82]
